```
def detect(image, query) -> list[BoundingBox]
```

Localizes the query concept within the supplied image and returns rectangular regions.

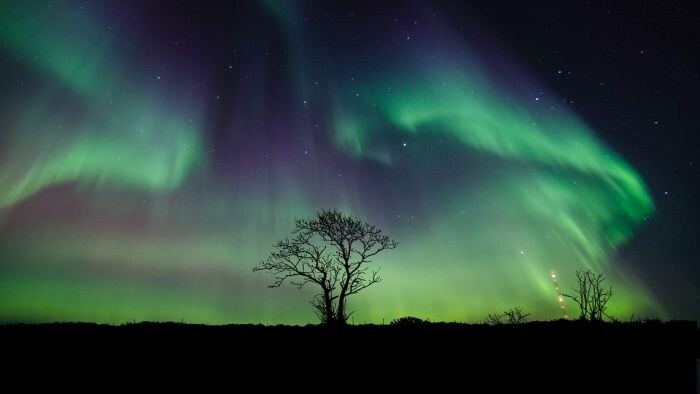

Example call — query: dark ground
[1,320,697,391]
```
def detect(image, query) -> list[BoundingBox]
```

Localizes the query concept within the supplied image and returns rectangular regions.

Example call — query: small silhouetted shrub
[485,313,503,325]
[485,307,530,325]
[503,307,530,324]
[390,316,425,326]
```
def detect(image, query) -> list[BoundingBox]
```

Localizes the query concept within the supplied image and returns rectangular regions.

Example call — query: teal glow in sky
[0,1,675,324]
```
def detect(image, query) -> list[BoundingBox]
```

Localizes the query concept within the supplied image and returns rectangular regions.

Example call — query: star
[402,142,407,147]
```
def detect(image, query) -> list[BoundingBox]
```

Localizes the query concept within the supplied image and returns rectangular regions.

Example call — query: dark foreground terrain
[1,320,697,391]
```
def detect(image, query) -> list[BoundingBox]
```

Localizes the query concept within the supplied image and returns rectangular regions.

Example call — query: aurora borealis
[1,1,697,324]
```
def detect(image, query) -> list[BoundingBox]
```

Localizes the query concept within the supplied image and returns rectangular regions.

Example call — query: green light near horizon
[327,63,658,321]
[0,1,667,324]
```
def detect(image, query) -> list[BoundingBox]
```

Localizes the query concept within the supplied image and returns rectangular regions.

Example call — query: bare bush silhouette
[485,307,530,325]
[485,313,503,325]
[562,269,613,321]
[253,208,398,325]
[503,307,530,324]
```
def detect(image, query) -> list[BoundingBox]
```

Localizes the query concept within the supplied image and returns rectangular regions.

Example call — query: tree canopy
[254,208,398,324]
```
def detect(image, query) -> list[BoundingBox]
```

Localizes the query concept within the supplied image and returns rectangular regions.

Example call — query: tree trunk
[318,289,335,324]
[324,294,334,324]
[335,295,346,324]
[335,254,351,324]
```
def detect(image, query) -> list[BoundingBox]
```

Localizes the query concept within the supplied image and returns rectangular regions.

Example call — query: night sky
[0,0,697,324]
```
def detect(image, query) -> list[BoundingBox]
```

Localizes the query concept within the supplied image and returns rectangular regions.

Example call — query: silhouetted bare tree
[253,208,398,325]
[562,269,613,321]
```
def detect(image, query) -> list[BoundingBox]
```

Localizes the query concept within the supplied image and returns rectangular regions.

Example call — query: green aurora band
[0,3,205,208]
[0,1,664,323]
